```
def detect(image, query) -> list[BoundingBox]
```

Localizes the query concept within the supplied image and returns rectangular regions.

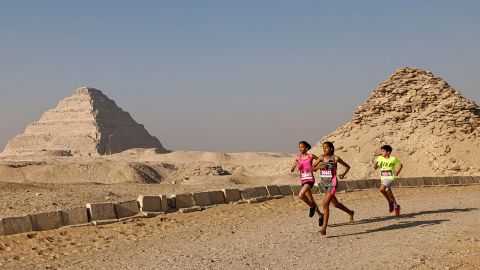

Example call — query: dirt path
[1,185,479,269]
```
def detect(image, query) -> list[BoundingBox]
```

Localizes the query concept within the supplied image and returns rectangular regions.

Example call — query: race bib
[300,170,314,180]
[320,169,333,179]
[381,170,394,180]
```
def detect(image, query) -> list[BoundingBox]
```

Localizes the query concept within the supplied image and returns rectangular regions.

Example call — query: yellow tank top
[376,156,401,181]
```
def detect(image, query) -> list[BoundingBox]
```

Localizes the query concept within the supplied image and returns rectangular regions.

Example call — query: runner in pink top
[291,141,324,226]
[298,153,315,185]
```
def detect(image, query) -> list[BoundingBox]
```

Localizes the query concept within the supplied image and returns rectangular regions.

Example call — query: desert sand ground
[1,185,479,269]
[0,151,298,217]
[0,174,296,218]
[1,148,478,218]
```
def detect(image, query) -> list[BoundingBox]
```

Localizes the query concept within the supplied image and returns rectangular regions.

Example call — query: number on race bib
[320,170,333,178]
[380,170,394,180]
[301,170,313,180]
[381,170,393,177]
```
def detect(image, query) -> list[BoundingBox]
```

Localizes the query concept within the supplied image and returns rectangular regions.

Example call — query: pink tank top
[298,154,315,183]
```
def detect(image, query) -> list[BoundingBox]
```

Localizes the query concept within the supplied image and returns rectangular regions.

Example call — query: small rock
[449,164,461,171]
[107,191,121,197]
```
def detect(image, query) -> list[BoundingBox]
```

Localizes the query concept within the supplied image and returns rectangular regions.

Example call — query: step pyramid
[313,67,479,178]
[3,87,168,156]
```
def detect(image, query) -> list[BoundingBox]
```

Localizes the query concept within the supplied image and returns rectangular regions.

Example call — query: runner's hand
[339,173,346,179]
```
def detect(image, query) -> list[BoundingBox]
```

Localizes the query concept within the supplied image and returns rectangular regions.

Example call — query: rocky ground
[1,185,479,269]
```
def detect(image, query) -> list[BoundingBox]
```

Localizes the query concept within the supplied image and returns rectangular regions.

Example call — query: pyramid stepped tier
[3,87,168,156]
[314,67,479,179]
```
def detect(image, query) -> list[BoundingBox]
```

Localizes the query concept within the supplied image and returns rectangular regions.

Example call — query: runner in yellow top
[373,145,403,216]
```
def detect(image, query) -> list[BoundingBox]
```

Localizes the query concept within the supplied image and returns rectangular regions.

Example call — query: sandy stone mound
[119,148,167,156]
[313,67,479,179]
[2,87,168,156]
[0,149,296,185]
[30,150,73,157]
[0,158,177,184]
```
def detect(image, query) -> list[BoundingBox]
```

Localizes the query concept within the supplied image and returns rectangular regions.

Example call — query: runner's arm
[312,156,320,171]
[290,156,298,172]
[312,157,326,171]
[396,163,403,176]
[312,155,320,167]
[336,156,350,179]
[311,154,319,171]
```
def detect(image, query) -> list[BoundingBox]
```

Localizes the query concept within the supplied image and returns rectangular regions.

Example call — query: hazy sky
[0,1,479,153]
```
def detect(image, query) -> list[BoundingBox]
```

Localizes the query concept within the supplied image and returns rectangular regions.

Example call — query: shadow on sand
[326,207,478,238]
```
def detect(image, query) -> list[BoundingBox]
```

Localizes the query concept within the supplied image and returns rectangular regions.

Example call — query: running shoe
[318,214,324,227]
[389,201,394,213]
[309,204,317,218]
[395,205,401,216]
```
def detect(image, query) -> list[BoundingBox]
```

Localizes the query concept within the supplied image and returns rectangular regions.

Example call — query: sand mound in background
[120,148,167,156]
[32,150,73,157]
[0,159,173,184]
[0,150,294,184]
[313,67,479,179]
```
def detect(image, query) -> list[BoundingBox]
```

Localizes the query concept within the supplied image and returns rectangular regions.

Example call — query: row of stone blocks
[1,176,479,235]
